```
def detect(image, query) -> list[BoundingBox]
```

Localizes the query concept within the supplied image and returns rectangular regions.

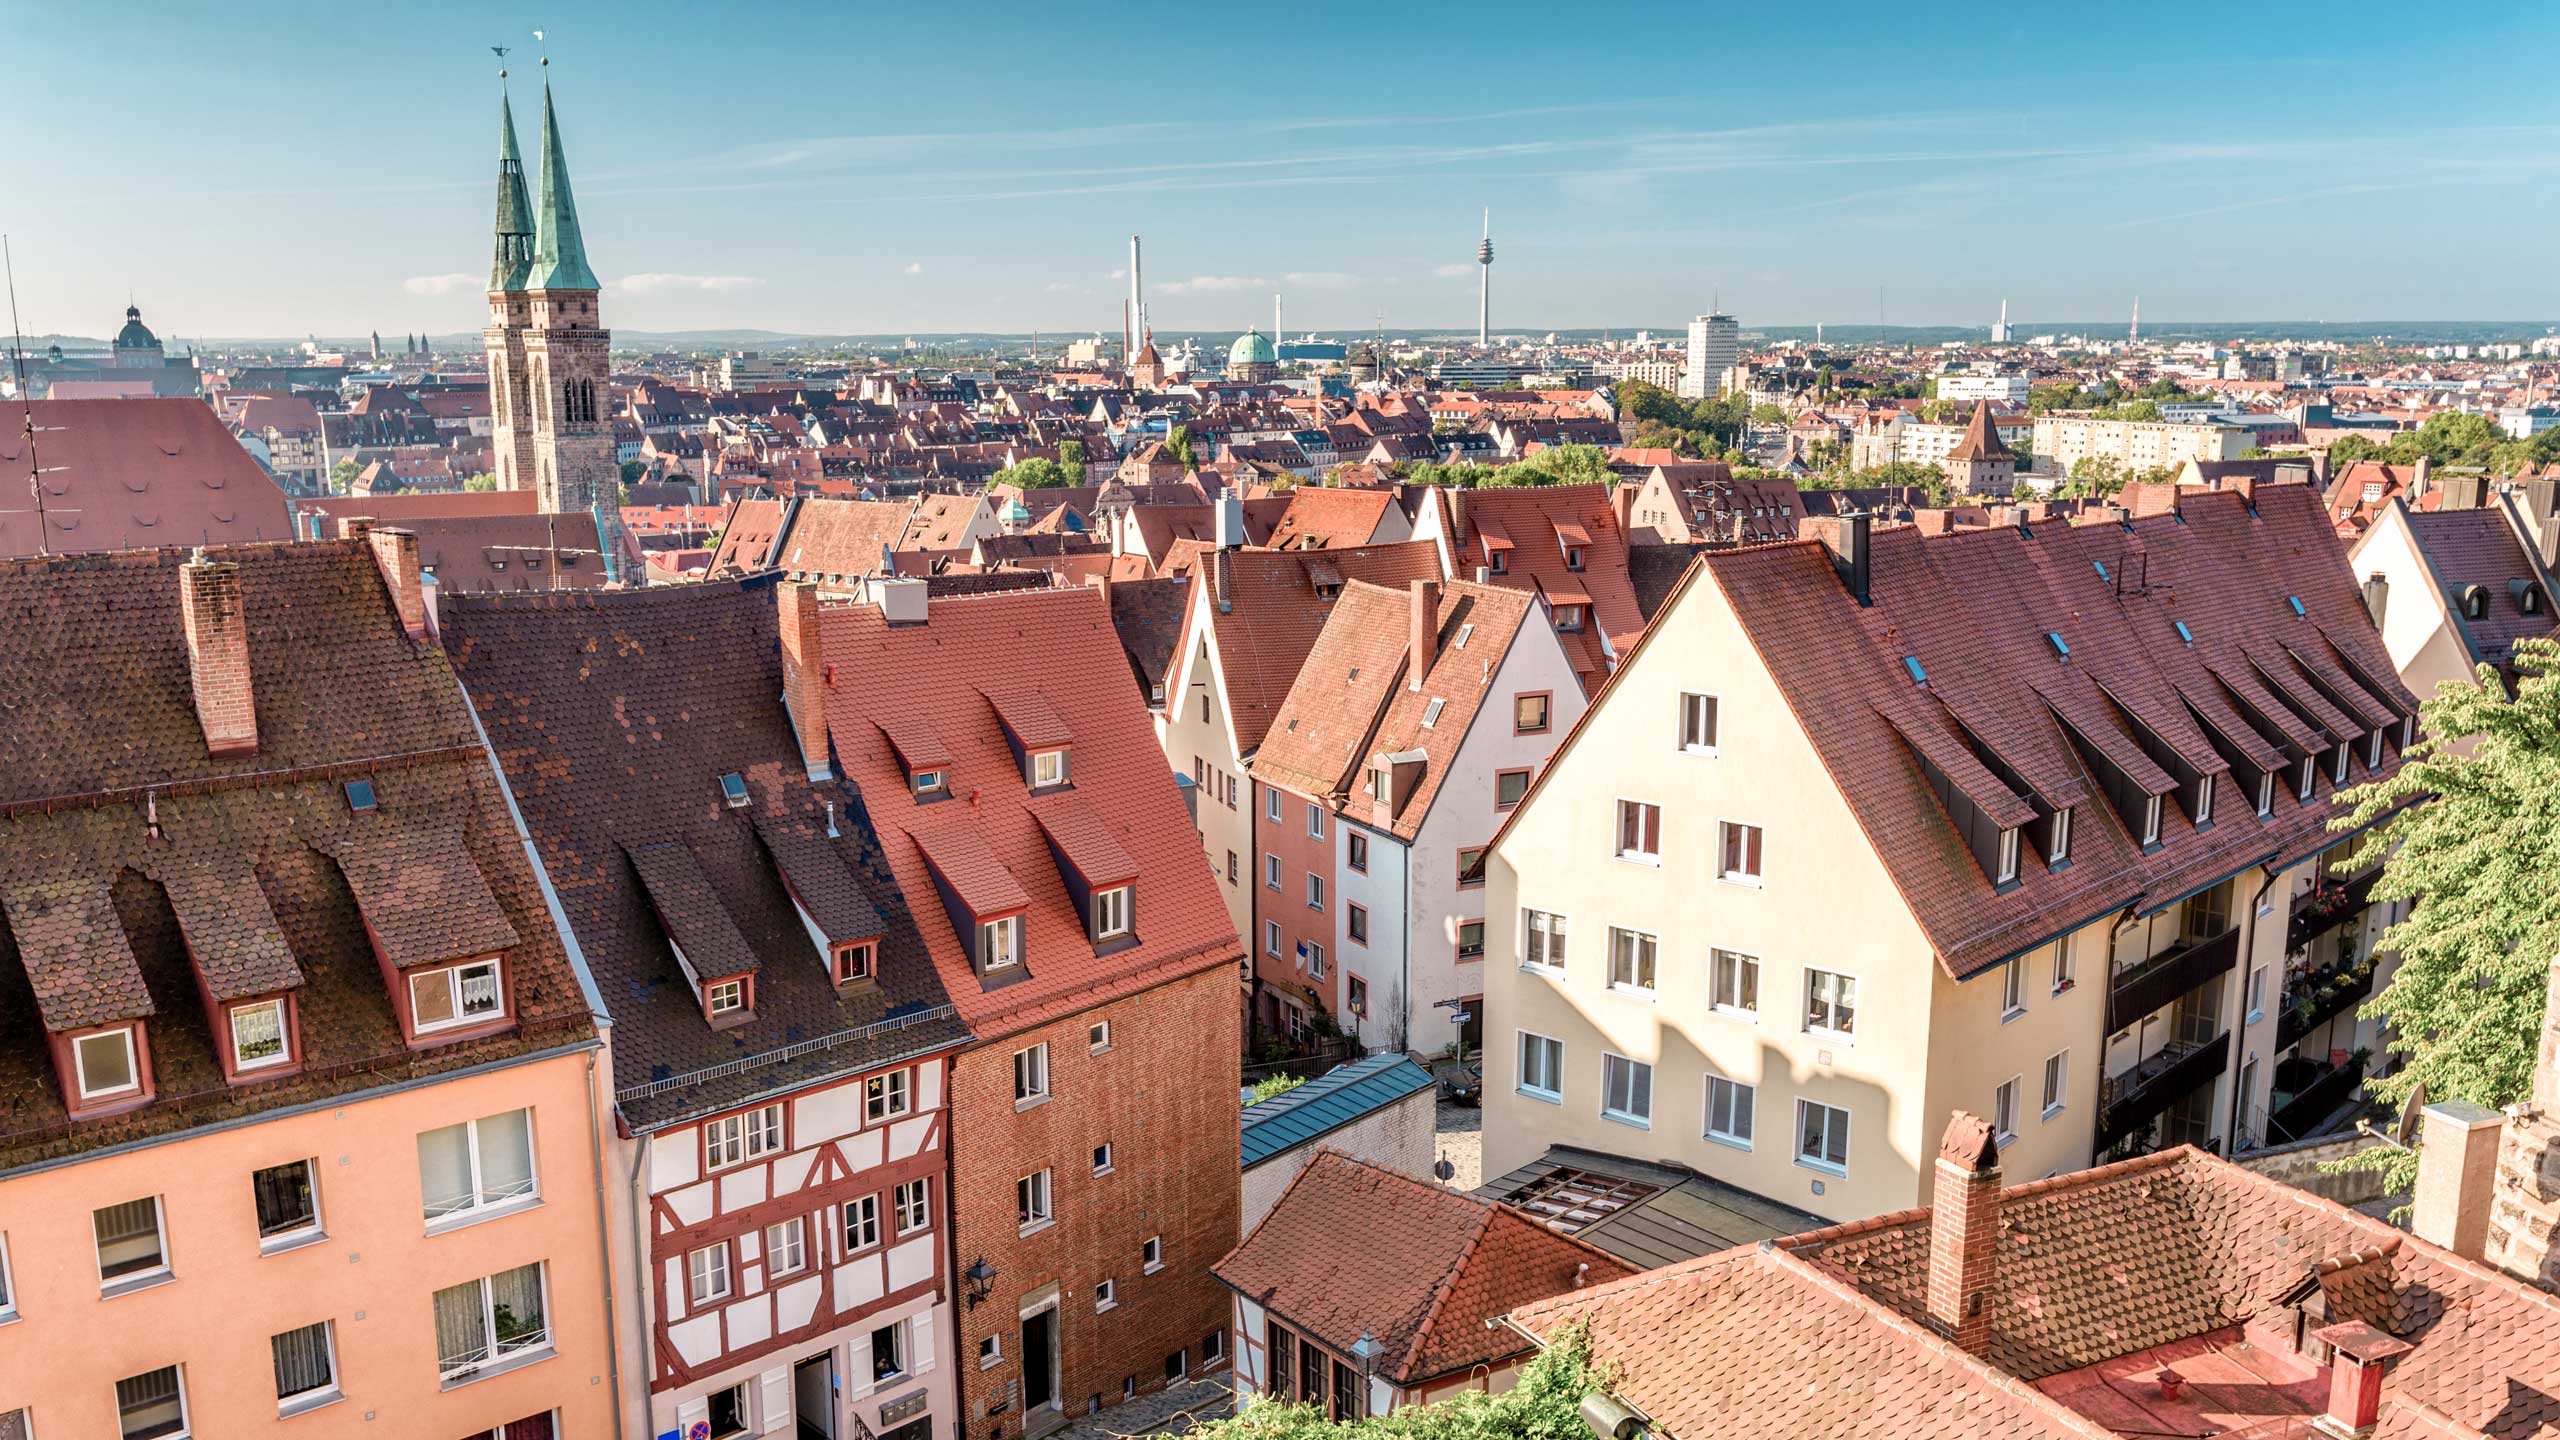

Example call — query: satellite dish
[2395,1081,2428,1149]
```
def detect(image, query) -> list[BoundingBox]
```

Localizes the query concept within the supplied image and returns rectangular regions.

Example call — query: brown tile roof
[1626,542,1703,622]
[629,839,762,980]
[161,857,303,1001]
[707,495,786,576]
[1266,487,1396,550]
[325,814,521,969]
[1948,398,2015,461]
[775,497,916,582]
[298,489,539,530]
[821,586,1239,1040]
[1444,484,1643,691]
[1216,1150,1636,1387]
[2405,504,2558,662]
[1196,541,1446,755]
[901,493,989,551]
[0,399,294,558]
[1105,576,1190,701]
[389,511,610,593]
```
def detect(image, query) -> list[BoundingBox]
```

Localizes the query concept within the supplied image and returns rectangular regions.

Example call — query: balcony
[2108,924,2241,1034]
[2287,869,2379,953]
[2267,1052,2367,1144]
[2098,1033,2230,1151]
[2276,956,2377,1052]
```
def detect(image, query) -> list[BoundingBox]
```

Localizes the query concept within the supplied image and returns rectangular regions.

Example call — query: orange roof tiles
[1443,484,1643,691]
[0,399,294,558]
[1196,541,1447,756]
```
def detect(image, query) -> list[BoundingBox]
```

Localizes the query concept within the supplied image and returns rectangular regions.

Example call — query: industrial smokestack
[1129,235,1143,352]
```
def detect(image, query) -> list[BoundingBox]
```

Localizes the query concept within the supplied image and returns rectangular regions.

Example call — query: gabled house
[1616,463,1803,546]
[2346,481,2560,701]
[1410,483,1644,697]
[1262,487,1412,551]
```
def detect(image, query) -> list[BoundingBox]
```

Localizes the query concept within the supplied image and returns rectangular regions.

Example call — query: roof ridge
[1392,1177,1506,1380]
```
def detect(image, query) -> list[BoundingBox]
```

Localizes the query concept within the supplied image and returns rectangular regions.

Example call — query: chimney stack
[1408,579,1441,691]
[2414,455,2435,494]
[2436,474,2489,512]
[1925,1112,2002,1355]
[2310,1322,2413,1438]
[1214,492,1246,551]
[868,574,929,627]
[365,526,428,641]
[1812,512,1873,607]
[777,581,834,781]
[2410,1099,2503,1261]
[179,548,259,759]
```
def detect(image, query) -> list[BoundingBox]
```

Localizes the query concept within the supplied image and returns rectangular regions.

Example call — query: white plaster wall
[1337,815,1411,1055]
[1239,1089,1438,1234]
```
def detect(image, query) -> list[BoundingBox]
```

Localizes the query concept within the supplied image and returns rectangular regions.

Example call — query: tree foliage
[329,456,360,494]
[2330,638,2560,1193]
[463,472,498,492]
[1407,445,1616,490]
[989,457,1080,489]
[1246,1074,1306,1106]
[1613,379,1749,454]
[2328,411,2560,477]
[1801,460,1951,503]
[1164,424,1199,471]
[1194,1321,1605,1440]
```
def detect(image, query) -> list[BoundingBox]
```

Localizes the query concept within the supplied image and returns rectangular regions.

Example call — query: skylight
[2092,559,2109,582]
[1421,698,1447,728]
[720,772,751,808]
[2174,620,2195,645]
[1903,656,1928,686]
[2045,631,2070,659]
[344,777,378,813]
[2286,596,2307,618]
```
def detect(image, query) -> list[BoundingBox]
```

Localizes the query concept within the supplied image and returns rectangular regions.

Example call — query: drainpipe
[2228,863,2284,1153]
[584,1046,630,1440]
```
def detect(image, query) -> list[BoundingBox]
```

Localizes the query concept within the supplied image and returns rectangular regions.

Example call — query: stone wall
[2236,1130,2398,1211]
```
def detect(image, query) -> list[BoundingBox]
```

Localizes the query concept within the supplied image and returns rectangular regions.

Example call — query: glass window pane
[478,1111,535,1203]
[273,1320,334,1399]
[418,1122,474,1218]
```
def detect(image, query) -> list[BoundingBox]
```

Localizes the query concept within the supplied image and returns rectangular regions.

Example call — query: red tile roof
[1442,484,1643,691]
[1194,541,1447,756]
[0,399,294,557]
[1266,487,1397,550]
[2403,504,2558,663]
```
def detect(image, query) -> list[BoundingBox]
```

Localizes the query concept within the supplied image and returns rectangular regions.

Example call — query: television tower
[1477,208,1493,347]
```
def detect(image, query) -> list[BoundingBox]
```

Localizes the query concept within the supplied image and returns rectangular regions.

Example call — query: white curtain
[418,1124,475,1217]
[272,1321,334,1397]
[480,1111,536,1202]
[434,1279,489,1371]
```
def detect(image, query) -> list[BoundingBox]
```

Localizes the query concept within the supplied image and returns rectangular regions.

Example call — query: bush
[1198,1322,1603,1440]
[1247,1074,1306,1106]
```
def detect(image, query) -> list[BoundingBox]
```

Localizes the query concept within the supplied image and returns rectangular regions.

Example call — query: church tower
[485,71,623,560]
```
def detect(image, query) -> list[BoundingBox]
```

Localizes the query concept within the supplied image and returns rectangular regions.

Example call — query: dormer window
[1994,827,2021,885]
[1368,764,1388,799]
[1555,605,1586,632]
[229,999,290,1072]
[2331,743,2351,785]
[720,772,751,809]
[835,940,876,984]
[2296,755,2316,801]
[2257,770,2277,817]
[707,977,749,1017]
[2366,729,2386,770]
[1565,545,1586,571]
[1031,748,1069,789]
[1093,885,1132,941]
[2140,793,2163,848]
[980,914,1023,971]
[914,767,948,798]
[1487,549,1508,574]
[412,958,505,1035]
[74,1026,141,1102]
[2400,714,2417,750]
[2048,805,2074,865]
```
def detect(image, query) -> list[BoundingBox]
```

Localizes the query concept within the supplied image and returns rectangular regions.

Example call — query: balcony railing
[2098,1032,2231,1151]
[2267,1054,2367,1144]
[2287,869,2380,953]
[2276,959,2377,1052]
[2108,924,2241,1034]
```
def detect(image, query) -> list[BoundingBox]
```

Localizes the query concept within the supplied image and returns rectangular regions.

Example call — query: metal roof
[1240,1053,1436,1169]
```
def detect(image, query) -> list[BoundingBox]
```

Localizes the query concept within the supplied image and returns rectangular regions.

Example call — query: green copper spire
[527,78,601,292]
[490,90,535,292]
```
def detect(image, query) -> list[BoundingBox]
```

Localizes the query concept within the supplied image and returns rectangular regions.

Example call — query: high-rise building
[484,75,624,557]
[1680,312,1738,399]
[1989,299,2011,344]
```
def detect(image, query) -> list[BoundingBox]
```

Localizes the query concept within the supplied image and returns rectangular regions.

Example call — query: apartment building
[0,537,614,1439]
[1617,465,1803,547]
[1849,409,2032,473]
[817,582,1243,1438]
[1249,579,1584,1054]
[2031,414,2248,474]
[1410,484,1644,698]
[1159,540,1445,966]
[1934,372,2031,407]
[1482,484,2420,1222]
[444,576,975,1440]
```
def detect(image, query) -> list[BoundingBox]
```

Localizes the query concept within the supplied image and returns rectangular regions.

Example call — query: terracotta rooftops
[2402,502,2558,663]
[0,399,295,559]
[1443,484,1643,690]
[1217,1149,1636,1388]
[1266,486,1396,550]
[1947,398,2015,462]
[1194,540,1445,756]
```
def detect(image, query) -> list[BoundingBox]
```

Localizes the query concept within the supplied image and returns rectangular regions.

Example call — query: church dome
[114,304,159,351]
[1227,329,1277,368]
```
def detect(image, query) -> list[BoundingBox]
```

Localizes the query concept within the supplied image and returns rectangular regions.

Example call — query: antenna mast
[5,235,59,556]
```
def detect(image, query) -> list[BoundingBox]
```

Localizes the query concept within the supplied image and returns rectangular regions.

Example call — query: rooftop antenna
[4,236,72,556]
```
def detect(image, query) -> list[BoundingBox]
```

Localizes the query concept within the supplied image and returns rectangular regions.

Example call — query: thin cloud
[1430,263,1474,279]
[903,262,924,275]
[402,272,480,296]
[1160,275,1266,294]
[1044,282,1086,294]
[1283,271,1355,288]
[618,273,765,293]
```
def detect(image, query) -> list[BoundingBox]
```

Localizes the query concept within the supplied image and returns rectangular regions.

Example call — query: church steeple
[527,78,599,292]
[490,88,535,293]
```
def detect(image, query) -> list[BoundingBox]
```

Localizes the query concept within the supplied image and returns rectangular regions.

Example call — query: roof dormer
[629,840,761,1029]
[1031,794,1141,953]
[878,712,954,802]
[4,870,161,1117]
[329,819,522,1048]
[911,820,1034,985]
[165,858,309,1084]
[989,687,1075,792]
[754,813,886,988]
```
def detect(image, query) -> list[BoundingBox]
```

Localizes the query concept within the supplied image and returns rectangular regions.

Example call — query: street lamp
[964,1256,996,1309]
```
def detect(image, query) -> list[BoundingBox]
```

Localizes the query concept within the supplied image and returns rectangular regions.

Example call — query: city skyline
[8,0,2560,339]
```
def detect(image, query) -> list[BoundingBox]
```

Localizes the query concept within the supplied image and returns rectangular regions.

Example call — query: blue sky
[8,0,2558,340]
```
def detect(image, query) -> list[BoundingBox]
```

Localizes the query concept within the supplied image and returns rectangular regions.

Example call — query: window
[871,1319,907,1383]
[1518,1031,1563,1100]
[2049,805,2075,865]
[1095,1278,1117,1311]
[1718,821,1764,883]
[1421,697,1447,728]
[1601,1053,1653,1127]
[1263,920,1281,957]
[1307,802,1325,839]
[1555,605,1587,632]
[1348,975,1368,1013]
[2194,773,2217,828]
[1265,854,1282,890]
[768,1217,809,1277]
[1089,1020,1113,1053]
[2000,957,2026,1018]
[1018,1170,1054,1231]
[1458,919,1485,961]
[1226,850,1239,883]
[2257,769,2277,818]
[1607,927,1657,994]
[411,958,505,1034]
[2042,1050,2069,1117]
[2246,963,2268,1021]
[1014,1044,1050,1104]
[1711,949,1759,1015]
[94,1197,167,1284]
[1306,941,1327,979]
[704,1104,783,1171]
[887,1178,932,1239]
[433,1262,549,1381]
[231,999,289,1071]
[706,978,746,1016]
[2051,937,2076,994]
[116,1365,187,1439]
[979,914,1023,971]
[1523,909,1567,971]
[1348,833,1369,873]
[76,1027,141,1099]
[1143,1235,1163,1272]
[2296,755,2316,802]
[1615,800,1661,862]
[1705,1075,1755,1148]
[254,1159,320,1242]
[836,940,876,984]
[1805,969,1858,1038]
[1495,768,1530,810]
[418,1108,538,1222]
[0,1231,13,1319]
[914,767,947,797]
[1266,789,1282,822]
[1033,748,1068,788]
[1348,902,1370,944]
[979,1334,1003,1368]
[1680,693,1719,753]
[1206,1328,1226,1364]
[272,1320,337,1410]
[844,1195,881,1251]
[1168,1350,1190,1383]
[1565,544,1586,571]
[1795,1100,1851,1173]
[720,771,751,808]
[1306,873,1325,911]
[1457,847,1486,887]
[1994,826,2021,884]
[1091,1141,1115,1175]
[2367,728,2386,770]
[1093,885,1132,940]
[688,1242,733,1304]
[1992,1077,2020,1144]
[1515,693,1551,734]
[865,1070,911,1122]
[708,1382,752,1439]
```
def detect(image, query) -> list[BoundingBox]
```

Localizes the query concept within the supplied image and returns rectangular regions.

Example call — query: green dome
[1228,328,1277,368]
[114,305,159,351]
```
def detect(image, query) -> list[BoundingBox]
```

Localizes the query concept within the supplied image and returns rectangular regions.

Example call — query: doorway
[793,1352,836,1440]
[1021,1305,1059,1419]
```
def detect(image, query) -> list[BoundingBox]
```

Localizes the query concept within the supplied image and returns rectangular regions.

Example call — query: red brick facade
[1253,778,1339,1034]
[950,964,1241,1439]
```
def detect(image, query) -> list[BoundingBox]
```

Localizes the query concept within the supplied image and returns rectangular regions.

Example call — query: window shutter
[759,1364,794,1434]
[913,1310,937,1374]
[677,1397,710,1433]
[850,1329,875,1397]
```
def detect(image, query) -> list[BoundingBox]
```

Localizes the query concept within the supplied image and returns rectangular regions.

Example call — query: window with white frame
[979,914,1023,971]
[767,1217,809,1277]
[2000,957,2026,1018]
[835,940,876,984]
[871,1318,908,1384]
[1719,821,1764,883]
[271,1319,337,1410]
[1705,1074,1755,1147]
[704,1104,782,1171]
[1711,949,1759,1015]
[1517,1031,1563,1101]
[2051,937,2076,994]
[115,1365,187,1440]
[1090,1020,1112,1052]
[1265,854,1282,890]
[1263,920,1281,957]
[1615,800,1661,862]
[0,1230,15,1318]
[411,958,505,1034]
[1795,1100,1850,1173]
[94,1197,167,1284]
[1994,826,2021,884]
[1607,927,1657,994]
[687,1242,733,1305]
[1307,802,1324,839]
[2331,744,2350,785]
[76,1026,141,1100]
[1601,1053,1653,1126]
[1804,969,1859,1038]
[2247,962,2269,1020]
[1094,885,1133,940]
[706,978,747,1016]
[417,1108,537,1222]
[231,999,289,1071]
[2367,728,2385,769]
[1033,748,1068,788]
[1018,1169,1054,1231]
[1306,941,1327,979]
[865,1069,910,1122]
[1014,1043,1050,1104]
[2194,773,2217,828]
[844,1194,881,1251]
[2042,1050,2069,1117]
[1095,1278,1118,1311]
[707,1381,752,1439]
[1143,1235,1163,1272]
[253,1158,320,1243]
[432,1262,549,1381]
[896,1178,931,1234]
[2296,755,2316,801]
[1265,789,1282,822]
[979,1334,1003,1368]
[1992,1077,2021,1144]
[1306,872,1325,911]
[2257,769,2277,817]
[2049,805,2075,865]
[1679,692,1720,753]
[1523,909,1568,971]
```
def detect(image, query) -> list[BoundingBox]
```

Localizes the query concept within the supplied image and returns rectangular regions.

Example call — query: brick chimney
[1408,579,1441,691]
[2310,1322,2412,1438]
[777,580,833,782]
[1808,512,1873,607]
[1926,1111,2002,1354]
[2410,1100,2503,1261]
[364,526,428,641]
[179,548,258,758]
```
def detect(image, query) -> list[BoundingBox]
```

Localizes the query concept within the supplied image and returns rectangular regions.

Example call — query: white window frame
[2194,773,2217,828]
[1306,872,1325,912]
[1093,885,1132,940]
[2257,769,2277,818]
[94,1195,169,1287]
[253,1157,323,1246]
[1014,1043,1050,1106]
[1794,1099,1851,1175]
[1265,789,1282,822]
[704,1104,783,1172]
[2296,755,2316,802]
[2042,1050,2069,1119]
[2246,963,2268,1023]
[1614,799,1662,864]
[1263,920,1281,957]
[1804,968,1859,1040]
[1679,692,1720,755]
[914,767,948,797]
[1517,1030,1563,1103]
[419,1109,540,1224]
[1600,1052,1653,1129]
[1089,1021,1112,1053]
[1017,1169,1054,1234]
[979,1334,1004,1369]
[687,1241,734,1305]
[114,1363,190,1440]
[75,1027,142,1100]
[410,957,505,1035]
[2000,957,2026,1019]
[230,999,290,1072]
[767,1217,809,1278]
[1718,819,1765,886]
[895,1177,931,1234]
[1143,1234,1164,1273]
[1521,909,1568,973]
[0,1229,15,1320]
[2332,743,2351,785]
[979,913,1023,972]
[1992,1076,2021,1145]
[844,1194,881,1252]
[2051,937,2076,995]
[433,1262,552,1382]
[271,1318,339,1414]
[865,1069,910,1123]
[1606,927,1657,996]
[706,978,746,1016]
[1265,854,1282,891]
[2049,804,2075,865]
[1994,826,2021,884]
[1704,1074,1755,1150]
[1711,948,1759,1017]
[1306,941,1326,980]
[1032,748,1068,788]
[2366,728,2385,770]
[2139,793,2164,847]
[1306,802,1325,839]
[1094,1278,1118,1312]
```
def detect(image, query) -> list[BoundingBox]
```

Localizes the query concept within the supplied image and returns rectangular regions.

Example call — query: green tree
[1749,402,1789,425]
[989,457,1079,489]
[463,472,498,492]
[1245,1074,1305,1106]
[2329,638,2560,1196]
[330,457,360,494]
[1503,445,1616,487]
[619,459,647,485]
[2326,434,2383,470]
[2089,400,2165,423]
[1058,438,1086,477]
[1163,424,1198,470]
[1191,1320,1604,1440]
